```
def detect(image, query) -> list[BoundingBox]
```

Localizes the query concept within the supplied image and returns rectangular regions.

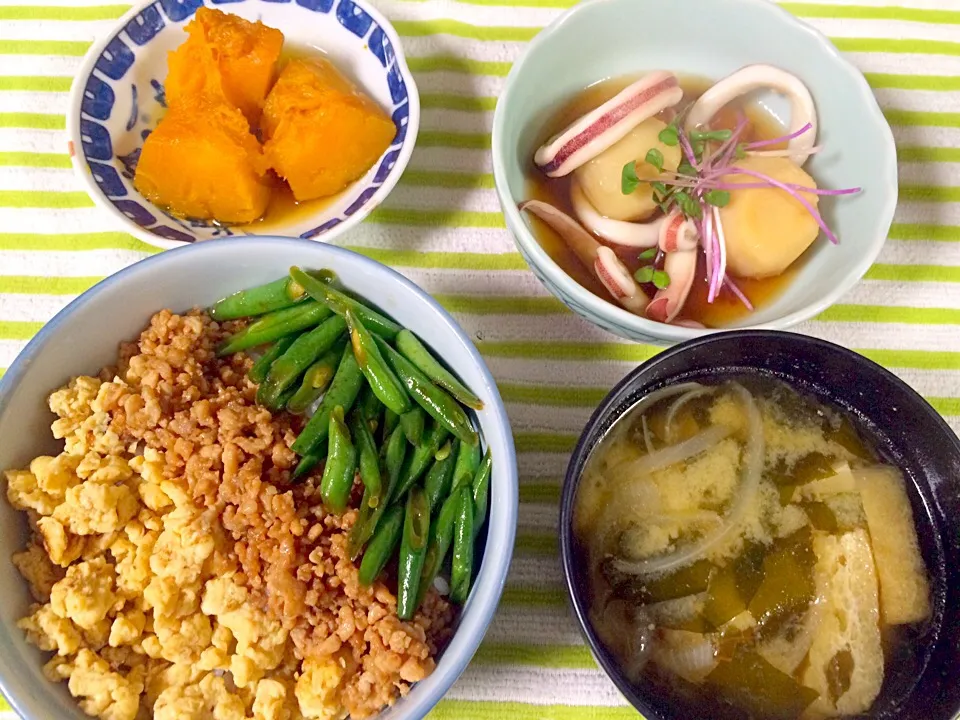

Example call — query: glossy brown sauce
[240,179,343,234]
[526,74,807,328]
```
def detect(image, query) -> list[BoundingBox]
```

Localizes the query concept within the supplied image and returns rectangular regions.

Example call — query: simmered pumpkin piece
[134,96,272,223]
[165,6,284,124]
[262,58,396,201]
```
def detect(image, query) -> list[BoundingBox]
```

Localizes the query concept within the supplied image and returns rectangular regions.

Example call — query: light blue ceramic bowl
[0,238,517,720]
[492,0,897,345]
[67,0,419,249]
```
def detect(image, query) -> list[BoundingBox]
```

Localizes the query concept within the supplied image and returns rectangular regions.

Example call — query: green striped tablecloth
[1,0,959,718]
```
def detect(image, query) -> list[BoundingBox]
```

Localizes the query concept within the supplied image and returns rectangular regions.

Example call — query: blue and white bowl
[67,0,420,249]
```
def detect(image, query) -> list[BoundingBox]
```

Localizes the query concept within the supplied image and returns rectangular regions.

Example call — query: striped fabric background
[1,0,959,718]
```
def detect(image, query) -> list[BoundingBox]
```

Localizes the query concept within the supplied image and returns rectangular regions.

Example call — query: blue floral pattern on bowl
[68,0,420,249]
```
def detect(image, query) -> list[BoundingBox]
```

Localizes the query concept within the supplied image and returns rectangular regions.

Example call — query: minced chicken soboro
[5,309,455,720]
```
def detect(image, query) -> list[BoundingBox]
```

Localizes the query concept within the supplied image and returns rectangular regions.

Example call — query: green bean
[384,424,408,494]
[210,272,334,321]
[290,267,402,340]
[358,505,404,586]
[349,424,406,558]
[258,315,347,409]
[416,489,459,608]
[391,422,450,504]
[397,487,430,620]
[377,337,478,447]
[347,410,383,557]
[424,441,457,514]
[450,485,475,605]
[218,301,333,356]
[293,447,326,479]
[291,345,364,460]
[472,449,492,535]
[399,406,425,445]
[451,440,481,494]
[435,441,453,461]
[274,384,298,413]
[357,383,384,433]
[345,309,410,415]
[319,406,357,513]
[383,408,400,440]
[350,411,382,501]
[248,333,300,384]
[395,329,484,410]
[211,277,299,321]
[286,341,345,415]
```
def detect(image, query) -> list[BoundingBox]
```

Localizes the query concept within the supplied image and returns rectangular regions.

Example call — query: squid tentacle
[535,71,683,178]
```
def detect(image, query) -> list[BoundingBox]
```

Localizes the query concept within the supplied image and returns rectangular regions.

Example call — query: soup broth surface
[574,377,931,719]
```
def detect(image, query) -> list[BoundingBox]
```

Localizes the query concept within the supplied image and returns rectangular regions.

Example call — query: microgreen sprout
[621,162,640,195]
[704,190,730,208]
[634,248,670,289]
[690,129,733,143]
[618,119,860,308]
[645,148,664,173]
[658,125,679,147]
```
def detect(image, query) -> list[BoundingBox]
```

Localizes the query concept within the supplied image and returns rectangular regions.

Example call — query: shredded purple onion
[698,216,713,276]
[707,116,749,171]
[744,122,813,150]
[701,180,860,196]
[724,274,754,310]
[678,130,700,170]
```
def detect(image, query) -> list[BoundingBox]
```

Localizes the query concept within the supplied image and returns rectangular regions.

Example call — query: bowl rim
[65,0,422,251]
[491,0,898,344]
[558,329,960,719]
[0,236,518,720]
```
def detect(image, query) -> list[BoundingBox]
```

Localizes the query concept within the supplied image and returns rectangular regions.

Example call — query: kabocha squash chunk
[133,96,272,223]
[165,6,283,125]
[262,58,397,201]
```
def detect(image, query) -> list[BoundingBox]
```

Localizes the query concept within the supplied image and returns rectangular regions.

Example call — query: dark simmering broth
[574,377,931,719]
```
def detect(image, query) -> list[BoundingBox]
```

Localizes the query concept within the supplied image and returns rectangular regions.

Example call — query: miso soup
[574,378,931,719]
